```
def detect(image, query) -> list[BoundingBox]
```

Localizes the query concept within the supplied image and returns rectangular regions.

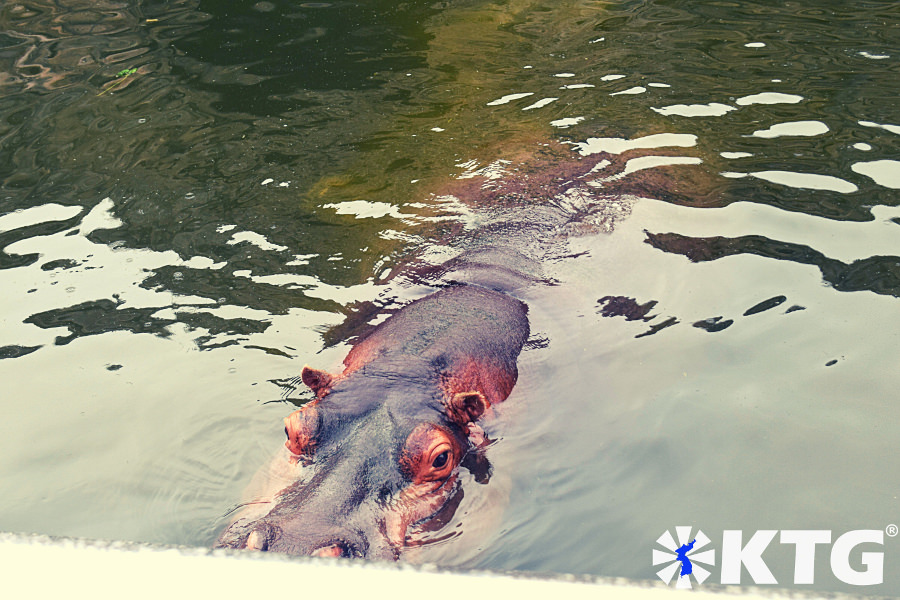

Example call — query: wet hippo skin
[215,248,534,559]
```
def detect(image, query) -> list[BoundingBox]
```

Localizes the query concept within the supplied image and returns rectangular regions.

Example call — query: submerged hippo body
[214,137,713,558]
[216,248,534,559]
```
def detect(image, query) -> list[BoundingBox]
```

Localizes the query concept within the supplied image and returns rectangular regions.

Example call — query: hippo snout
[229,520,384,560]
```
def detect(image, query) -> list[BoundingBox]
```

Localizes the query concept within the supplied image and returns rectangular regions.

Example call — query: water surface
[1,0,899,595]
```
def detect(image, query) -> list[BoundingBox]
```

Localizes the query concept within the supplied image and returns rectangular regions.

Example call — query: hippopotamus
[215,247,537,559]
[214,137,705,558]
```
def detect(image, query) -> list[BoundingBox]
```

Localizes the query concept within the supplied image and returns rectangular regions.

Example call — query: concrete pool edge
[0,531,882,599]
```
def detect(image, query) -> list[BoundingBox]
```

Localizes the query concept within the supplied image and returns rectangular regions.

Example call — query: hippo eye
[432,450,449,470]
[401,425,461,483]
[424,441,455,480]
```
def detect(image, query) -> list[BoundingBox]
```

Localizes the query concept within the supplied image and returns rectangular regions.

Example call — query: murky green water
[2,0,899,594]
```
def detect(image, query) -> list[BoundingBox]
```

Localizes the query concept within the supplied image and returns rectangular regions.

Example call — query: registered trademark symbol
[886,524,898,537]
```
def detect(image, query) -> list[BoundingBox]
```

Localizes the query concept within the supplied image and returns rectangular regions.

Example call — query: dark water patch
[24,299,175,345]
[785,305,806,314]
[716,179,876,222]
[0,213,85,269]
[743,295,787,317]
[177,312,271,338]
[140,265,345,316]
[646,231,900,299]
[459,450,492,485]
[0,0,417,278]
[196,337,241,351]
[646,232,823,265]
[0,1,206,98]
[40,258,83,271]
[692,316,733,333]
[635,316,679,338]
[0,345,42,360]
[597,296,657,321]
[173,0,438,114]
[834,256,900,298]
[0,249,39,270]
[244,345,292,358]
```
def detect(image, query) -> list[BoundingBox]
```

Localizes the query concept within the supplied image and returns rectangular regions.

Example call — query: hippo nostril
[245,529,268,551]
[311,541,360,559]
[311,543,344,558]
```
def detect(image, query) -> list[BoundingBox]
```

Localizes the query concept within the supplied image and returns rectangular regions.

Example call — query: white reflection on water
[0,197,390,352]
[633,199,900,266]
[0,199,224,348]
[232,270,380,305]
[652,95,809,119]
[486,92,534,106]
[749,120,829,139]
[550,116,585,128]
[574,133,698,156]
[858,51,890,60]
[858,120,900,135]
[522,97,558,111]
[589,156,704,183]
[0,203,83,234]
[226,231,290,252]
[609,86,646,96]
[720,170,858,194]
[322,200,411,219]
[652,103,736,117]
[735,92,804,106]
[851,160,900,189]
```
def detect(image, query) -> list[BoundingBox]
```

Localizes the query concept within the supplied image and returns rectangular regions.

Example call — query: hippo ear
[448,391,489,424]
[301,365,334,396]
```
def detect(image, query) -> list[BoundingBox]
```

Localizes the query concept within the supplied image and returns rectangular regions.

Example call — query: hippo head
[215,361,490,559]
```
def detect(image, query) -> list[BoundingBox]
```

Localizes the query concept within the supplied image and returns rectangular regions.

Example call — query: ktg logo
[653,525,889,589]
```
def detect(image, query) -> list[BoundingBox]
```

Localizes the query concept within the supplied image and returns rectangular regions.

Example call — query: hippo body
[216,248,534,559]
[214,136,710,558]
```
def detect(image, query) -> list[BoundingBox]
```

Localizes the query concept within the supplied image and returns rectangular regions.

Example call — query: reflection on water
[1,0,899,595]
